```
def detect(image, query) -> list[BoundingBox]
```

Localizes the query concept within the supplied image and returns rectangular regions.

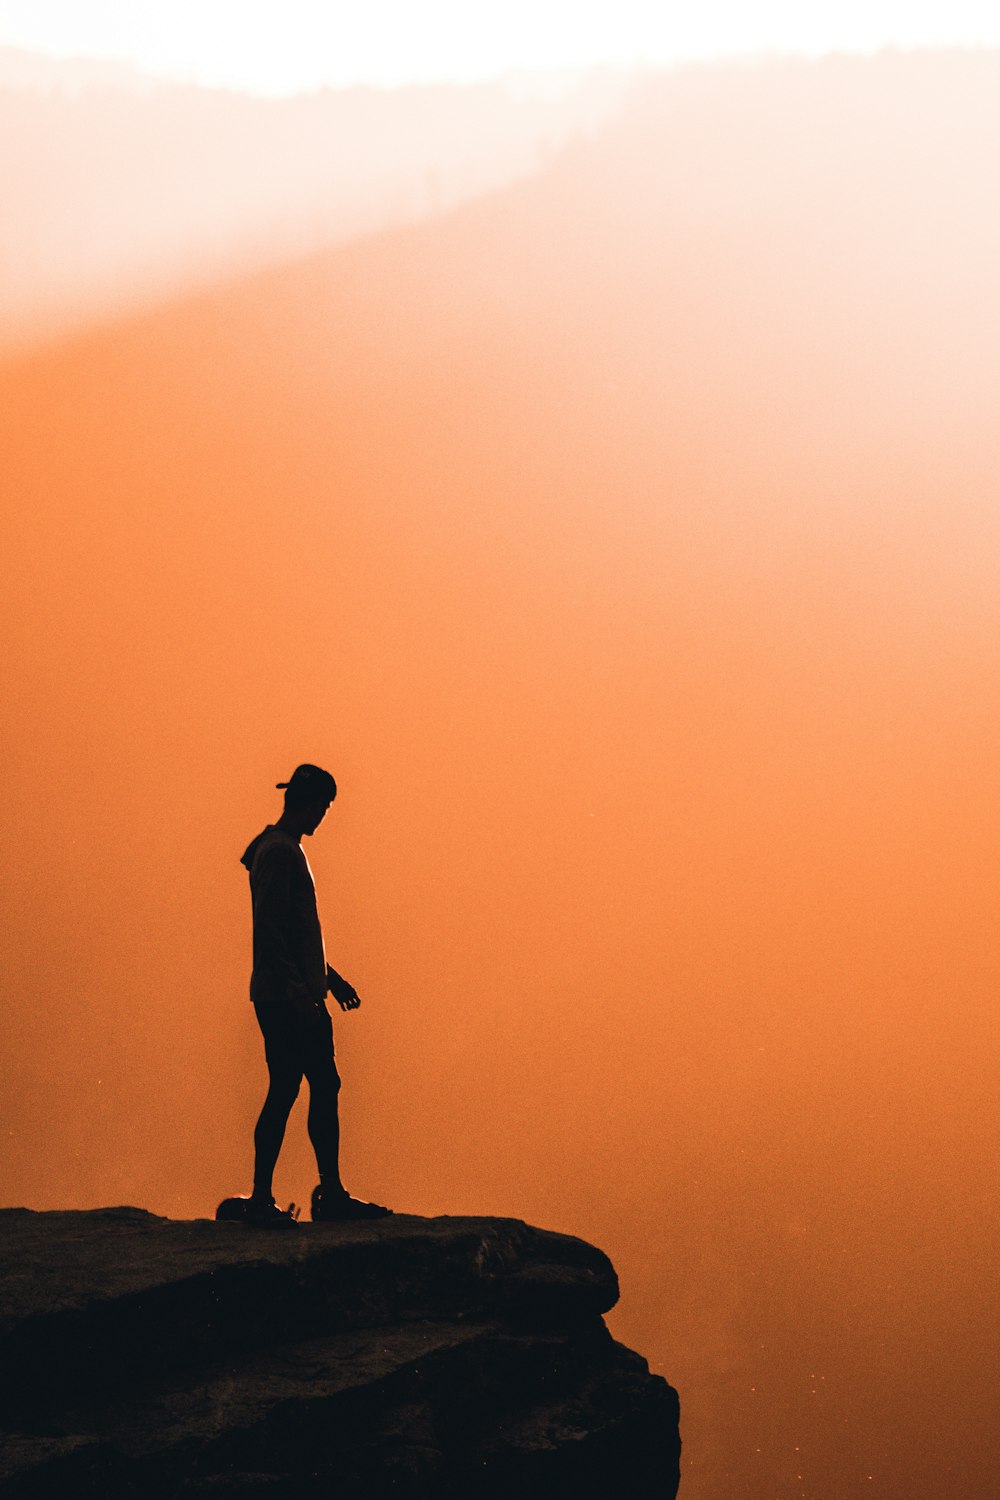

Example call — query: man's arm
[327,964,361,1011]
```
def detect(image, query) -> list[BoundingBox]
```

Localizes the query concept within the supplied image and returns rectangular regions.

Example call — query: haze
[2,46,998,1500]
[0,52,623,350]
[4,0,1000,90]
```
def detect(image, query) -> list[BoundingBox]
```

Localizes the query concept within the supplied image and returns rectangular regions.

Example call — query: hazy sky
[1,0,1000,91]
[3,25,999,1497]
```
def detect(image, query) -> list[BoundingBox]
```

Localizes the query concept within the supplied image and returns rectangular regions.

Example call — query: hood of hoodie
[241,824,298,872]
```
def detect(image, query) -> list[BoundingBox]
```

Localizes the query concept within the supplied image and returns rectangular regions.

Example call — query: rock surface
[0,1207,680,1497]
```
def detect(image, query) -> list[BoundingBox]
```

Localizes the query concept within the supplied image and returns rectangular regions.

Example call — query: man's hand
[290,987,324,1023]
[327,964,361,1011]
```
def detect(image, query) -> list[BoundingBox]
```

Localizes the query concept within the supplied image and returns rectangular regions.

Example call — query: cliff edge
[0,1207,680,1497]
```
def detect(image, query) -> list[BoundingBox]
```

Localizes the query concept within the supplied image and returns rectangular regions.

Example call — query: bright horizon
[2,0,1000,93]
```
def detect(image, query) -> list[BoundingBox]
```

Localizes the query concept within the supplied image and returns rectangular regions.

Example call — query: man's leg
[301,1005,343,1192]
[253,1002,304,1202]
[303,1005,392,1221]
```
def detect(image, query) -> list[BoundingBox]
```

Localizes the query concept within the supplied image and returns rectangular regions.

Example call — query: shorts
[253,999,340,1091]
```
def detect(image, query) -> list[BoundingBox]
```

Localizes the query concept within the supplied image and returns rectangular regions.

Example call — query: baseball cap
[276,764,337,807]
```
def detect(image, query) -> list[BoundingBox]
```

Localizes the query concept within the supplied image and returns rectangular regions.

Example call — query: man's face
[302,797,333,836]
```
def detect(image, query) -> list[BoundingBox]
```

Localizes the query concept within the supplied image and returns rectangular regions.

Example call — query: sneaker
[243,1194,300,1228]
[311,1185,392,1222]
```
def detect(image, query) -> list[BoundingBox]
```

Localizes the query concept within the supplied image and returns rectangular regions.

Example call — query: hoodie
[240,825,328,1006]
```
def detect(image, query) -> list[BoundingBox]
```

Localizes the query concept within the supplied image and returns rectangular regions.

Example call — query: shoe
[311,1185,392,1222]
[243,1194,300,1228]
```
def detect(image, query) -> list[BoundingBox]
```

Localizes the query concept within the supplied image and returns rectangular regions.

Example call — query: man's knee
[319,1062,341,1095]
[267,1071,302,1110]
[306,1057,340,1096]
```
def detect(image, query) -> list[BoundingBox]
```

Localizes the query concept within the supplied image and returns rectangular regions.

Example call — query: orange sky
[2,51,998,1500]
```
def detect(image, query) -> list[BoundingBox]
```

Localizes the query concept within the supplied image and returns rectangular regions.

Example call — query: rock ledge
[0,1207,680,1497]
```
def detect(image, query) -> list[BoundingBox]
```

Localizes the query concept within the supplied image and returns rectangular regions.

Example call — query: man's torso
[241,825,328,1005]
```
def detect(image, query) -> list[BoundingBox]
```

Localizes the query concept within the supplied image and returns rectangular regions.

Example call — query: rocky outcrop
[0,1208,680,1497]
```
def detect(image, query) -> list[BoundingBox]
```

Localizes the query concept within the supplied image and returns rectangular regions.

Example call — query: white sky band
[1,0,1000,94]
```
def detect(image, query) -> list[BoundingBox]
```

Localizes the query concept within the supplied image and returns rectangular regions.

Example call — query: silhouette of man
[240,764,391,1225]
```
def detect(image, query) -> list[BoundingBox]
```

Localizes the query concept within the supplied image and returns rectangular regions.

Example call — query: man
[239,763,391,1225]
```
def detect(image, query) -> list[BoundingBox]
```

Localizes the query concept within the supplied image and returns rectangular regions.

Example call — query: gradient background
[2,17,998,1500]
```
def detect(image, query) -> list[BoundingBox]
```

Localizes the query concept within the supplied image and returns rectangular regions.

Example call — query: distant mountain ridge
[0,46,627,351]
[0,43,156,93]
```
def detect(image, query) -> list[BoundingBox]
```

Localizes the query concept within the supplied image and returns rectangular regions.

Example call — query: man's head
[276,764,337,835]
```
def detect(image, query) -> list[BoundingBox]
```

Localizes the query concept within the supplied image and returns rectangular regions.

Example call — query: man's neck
[274,814,304,842]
